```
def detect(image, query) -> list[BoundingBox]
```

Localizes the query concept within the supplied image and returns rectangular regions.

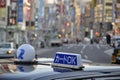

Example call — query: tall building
[91,0,113,38]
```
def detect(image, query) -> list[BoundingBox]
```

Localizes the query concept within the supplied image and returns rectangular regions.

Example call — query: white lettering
[54,55,77,65]
[55,55,60,63]
[67,56,72,64]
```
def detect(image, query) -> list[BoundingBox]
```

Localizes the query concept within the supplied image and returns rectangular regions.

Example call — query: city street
[36,43,113,64]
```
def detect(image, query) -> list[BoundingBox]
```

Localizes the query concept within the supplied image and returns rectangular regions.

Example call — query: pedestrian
[106,33,111,45]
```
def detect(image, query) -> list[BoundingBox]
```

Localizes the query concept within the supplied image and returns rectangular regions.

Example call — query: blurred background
[0,0,119,47]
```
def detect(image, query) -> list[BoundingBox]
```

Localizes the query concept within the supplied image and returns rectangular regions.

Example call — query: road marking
[96,44,100,49]
[81,44,86,54]
[104,49,114,56]
[36,48,53,54]
[84,55,88,59]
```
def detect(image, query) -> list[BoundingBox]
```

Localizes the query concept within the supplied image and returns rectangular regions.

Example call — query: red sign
[0,0,6,8]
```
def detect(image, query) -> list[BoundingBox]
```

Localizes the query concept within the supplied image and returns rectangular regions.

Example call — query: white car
[111,36,120,47]
[0,42,16,58]
[49,38,63,47]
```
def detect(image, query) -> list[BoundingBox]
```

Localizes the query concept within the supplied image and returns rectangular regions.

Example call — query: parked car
[111,36,120,47]
[49,38,63,47]
[38,40,45,48]
[34,37,45,48]
[0,42,16,58]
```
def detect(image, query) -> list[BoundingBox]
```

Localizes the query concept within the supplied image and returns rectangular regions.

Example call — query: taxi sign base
[14,61,38,65]
[52,64,84,70]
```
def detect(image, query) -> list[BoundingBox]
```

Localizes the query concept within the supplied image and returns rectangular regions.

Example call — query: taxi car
[0,49,120,80]
[0,42,16,58]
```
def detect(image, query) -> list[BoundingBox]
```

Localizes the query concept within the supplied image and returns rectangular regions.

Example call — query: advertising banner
[39,0,44,17]
[18,0,23,22]
[0,0,6,27]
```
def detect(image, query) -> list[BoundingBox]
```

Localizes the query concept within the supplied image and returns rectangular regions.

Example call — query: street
[36,43,113,64]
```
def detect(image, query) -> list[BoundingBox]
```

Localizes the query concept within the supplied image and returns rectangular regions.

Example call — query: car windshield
[115,38,120,41]
[0,0,120,80]
[0,43,11,48]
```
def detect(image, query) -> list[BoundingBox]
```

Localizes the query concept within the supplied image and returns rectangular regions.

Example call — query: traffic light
[66,22,70,27]
[95,32,100,37]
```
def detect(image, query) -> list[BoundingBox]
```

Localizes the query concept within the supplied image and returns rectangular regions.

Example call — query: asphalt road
[36,43,113,64]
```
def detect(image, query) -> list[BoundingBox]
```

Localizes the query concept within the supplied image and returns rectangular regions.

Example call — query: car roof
[0,59,120,80]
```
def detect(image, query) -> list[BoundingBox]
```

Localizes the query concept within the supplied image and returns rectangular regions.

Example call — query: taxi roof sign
[52,52,83,69]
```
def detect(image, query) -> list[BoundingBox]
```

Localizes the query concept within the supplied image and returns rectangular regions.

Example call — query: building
[114,0,120,35]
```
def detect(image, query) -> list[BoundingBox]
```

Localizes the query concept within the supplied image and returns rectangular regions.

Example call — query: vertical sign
[0,0,6,8]
[27,0,31,21]
[38,0,44,29]
[18,0,23,22]
[0,0,6,26]
[39,0,44,17]
[10,0,17,25]
[70,7,75,22]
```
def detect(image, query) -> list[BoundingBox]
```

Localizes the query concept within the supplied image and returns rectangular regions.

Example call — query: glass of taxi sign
[112,47,120,64]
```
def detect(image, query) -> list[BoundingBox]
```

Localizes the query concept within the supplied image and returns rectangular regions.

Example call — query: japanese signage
[18,0,23,22]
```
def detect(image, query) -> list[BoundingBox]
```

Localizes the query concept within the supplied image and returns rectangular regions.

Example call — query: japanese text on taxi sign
[54,53,77,65]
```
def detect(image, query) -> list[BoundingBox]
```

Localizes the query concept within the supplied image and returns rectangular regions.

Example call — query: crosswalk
[104,49,114,56]
[37,43,114,57]
[63,43,112,49]
[62,43,114,56]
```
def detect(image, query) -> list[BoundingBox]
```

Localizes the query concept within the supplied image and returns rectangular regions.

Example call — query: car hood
[0,58,120,80]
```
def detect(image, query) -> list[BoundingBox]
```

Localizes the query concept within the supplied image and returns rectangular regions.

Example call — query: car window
[115,38,120,41]
[0,43,11,48]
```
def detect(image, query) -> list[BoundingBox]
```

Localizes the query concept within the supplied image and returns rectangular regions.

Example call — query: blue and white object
[17,44,35,61]
[17,65,35,72]
[52,52,83,69]
[18,0,23,22]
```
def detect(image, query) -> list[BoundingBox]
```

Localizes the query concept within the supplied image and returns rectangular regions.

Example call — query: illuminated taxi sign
[52,52,83,69]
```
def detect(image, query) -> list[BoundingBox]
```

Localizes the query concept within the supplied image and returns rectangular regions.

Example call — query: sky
[46,0,91,4]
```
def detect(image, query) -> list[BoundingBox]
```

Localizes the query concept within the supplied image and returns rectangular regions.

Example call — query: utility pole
[101,0,104,36]
[90,0,95,44]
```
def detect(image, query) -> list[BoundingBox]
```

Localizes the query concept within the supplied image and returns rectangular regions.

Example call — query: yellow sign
[91,0,96,8]
[117,50,120,56]
[26,26,35,30]
[0,8,6,19]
